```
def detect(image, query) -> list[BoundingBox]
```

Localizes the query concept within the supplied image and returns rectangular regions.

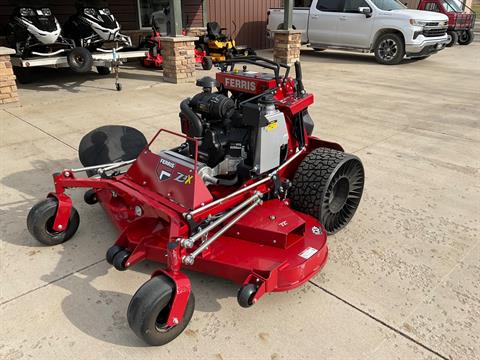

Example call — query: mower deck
[98,188,328,291]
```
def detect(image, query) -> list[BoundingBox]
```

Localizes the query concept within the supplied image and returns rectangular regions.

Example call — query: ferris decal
[224,77,256,92]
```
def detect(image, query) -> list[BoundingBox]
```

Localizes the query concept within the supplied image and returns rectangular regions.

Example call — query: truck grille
[423,28,447,37]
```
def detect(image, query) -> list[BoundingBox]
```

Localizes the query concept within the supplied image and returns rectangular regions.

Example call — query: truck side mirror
[358,7,372,17]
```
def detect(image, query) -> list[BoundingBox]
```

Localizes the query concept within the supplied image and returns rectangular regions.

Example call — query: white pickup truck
[267,0,449,64]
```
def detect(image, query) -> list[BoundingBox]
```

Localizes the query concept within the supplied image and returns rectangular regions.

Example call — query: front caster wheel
[237,284,258,308]
[127,275,195,346]
[113,250,130,271]
[27,198,80,246]
[83,189,98,205]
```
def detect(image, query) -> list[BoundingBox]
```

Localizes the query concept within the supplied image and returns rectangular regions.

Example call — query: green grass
[472,4,480,14]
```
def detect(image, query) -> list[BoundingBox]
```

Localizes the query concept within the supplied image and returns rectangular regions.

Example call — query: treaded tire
[68,47,93,73]
[374,33,405,65]
[127,275,195,346]
[290,147,365,234]
[446,31,458,47]
[458,29,474,45]
[27,198,80,246]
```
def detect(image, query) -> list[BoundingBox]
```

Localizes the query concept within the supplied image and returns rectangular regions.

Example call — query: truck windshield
[441,0,463,12]
[370,0,406,10]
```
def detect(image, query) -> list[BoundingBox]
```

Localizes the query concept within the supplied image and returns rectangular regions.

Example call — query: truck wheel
[127,275,195,346]
[290,148,365,234]
[446,31,458,47]
[374,33,405,65]
[27,198,80,246]
[68,47,93,73]
[458,30,474,45]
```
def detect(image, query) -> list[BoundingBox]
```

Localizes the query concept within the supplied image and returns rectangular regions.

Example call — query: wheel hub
[329,177,350,213]
[379,39,398,61]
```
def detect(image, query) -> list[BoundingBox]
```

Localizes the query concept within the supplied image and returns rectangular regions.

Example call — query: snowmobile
[6,0,74,59]
[62,0,132,73]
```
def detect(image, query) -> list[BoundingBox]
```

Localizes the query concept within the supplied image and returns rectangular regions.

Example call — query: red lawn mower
[27,56,364,346]
[140,11,213,70]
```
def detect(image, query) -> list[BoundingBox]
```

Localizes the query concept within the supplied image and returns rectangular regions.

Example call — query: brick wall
[0,50,18,105]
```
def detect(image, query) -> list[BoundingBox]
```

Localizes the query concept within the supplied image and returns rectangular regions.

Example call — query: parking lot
[1,44,479,360]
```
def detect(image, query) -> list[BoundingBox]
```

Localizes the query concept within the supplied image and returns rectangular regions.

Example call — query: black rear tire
[127,275,195,346]
[458,29,474,45]
[291,148,365,234]
[374,33,405,65]
[27,198,80,246]
[201,56,213,70]
[68,47,93,73]
[446,31,458,47]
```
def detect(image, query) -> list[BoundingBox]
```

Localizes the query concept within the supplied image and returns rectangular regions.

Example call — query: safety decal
[298,247,318,260]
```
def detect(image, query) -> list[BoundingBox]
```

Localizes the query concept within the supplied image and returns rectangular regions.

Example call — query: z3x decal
[175,172,193,185]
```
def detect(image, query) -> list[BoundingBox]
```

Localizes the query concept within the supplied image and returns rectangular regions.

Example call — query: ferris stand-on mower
[27,56,365,346]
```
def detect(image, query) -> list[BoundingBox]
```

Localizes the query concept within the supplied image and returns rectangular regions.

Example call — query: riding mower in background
[140,10,213,70]
[6,0,74,59]
[196,21,256,62]
[62,0,133,74]
[27,56,365,346]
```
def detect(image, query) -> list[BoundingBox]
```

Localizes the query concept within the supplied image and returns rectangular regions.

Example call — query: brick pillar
[272,30,303,65]
[0,47,19,105]
[161,36,198,84]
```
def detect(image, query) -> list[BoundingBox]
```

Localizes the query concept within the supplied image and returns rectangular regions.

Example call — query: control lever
[294,61,305,97]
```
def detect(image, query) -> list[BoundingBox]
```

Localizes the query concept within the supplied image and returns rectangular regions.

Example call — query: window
[441,0,463,12]
[316,0,345,12]
[295,0,313,7]
[424,2,440,11]
[370,0,406,11]
[138,0,170,29]
[343,0,370,12]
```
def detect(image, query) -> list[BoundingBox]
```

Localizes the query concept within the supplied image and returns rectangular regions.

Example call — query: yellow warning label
[266,121,278,131]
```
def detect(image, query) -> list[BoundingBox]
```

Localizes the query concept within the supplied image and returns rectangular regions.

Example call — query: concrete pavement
[1,44,479,360]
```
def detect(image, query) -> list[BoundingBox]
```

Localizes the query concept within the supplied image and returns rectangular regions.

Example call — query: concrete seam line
[0,258,105,306]
[4,109,77,152]
[308,280,449,360]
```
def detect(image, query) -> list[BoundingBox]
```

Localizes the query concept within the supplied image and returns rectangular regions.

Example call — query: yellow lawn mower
[196,21,255,62]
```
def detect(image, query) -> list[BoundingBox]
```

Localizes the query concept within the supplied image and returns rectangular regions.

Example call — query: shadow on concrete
[16,63,165,93]
[300,48,425,65]
[1,158,236,346]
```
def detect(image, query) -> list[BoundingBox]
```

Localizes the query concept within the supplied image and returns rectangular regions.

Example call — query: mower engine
[177,76,288,186]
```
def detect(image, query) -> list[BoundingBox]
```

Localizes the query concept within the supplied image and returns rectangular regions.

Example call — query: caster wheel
[128,275,195,346]
[237,284,257,308]
[83,189,98,205]
[113,250,130,271]
[106,245,123,265]
[27,198,80,246]
[116,83,122,91]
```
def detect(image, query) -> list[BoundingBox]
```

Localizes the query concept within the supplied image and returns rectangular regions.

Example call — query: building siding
[0,0,283,48]
[206,0,282,49]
